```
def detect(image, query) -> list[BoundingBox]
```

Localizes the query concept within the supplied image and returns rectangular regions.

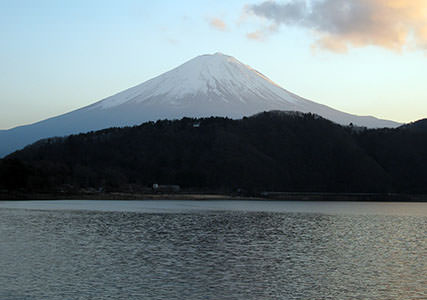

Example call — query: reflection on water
[0,204,426,299]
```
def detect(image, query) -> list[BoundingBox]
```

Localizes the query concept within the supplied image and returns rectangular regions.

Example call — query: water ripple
[0,208,425,299]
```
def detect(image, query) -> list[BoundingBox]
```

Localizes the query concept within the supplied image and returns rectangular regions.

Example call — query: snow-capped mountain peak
[0,52,400,158]
[93,52,295,109]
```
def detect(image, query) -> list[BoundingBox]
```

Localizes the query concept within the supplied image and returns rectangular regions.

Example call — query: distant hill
[399,119,427,132]
[1,111,425,194]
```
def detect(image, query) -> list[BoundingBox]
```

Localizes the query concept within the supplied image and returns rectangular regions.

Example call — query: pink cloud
[209,17,228,32]
[247,0,427,52]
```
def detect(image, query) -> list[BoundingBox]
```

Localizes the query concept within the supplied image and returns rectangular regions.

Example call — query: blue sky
[1,0,426,129]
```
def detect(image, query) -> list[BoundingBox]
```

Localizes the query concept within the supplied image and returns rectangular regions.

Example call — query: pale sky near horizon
[1,0,426,129]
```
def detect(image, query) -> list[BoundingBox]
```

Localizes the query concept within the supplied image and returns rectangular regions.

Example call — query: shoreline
[0,192,261,201]
[1,192,427,202]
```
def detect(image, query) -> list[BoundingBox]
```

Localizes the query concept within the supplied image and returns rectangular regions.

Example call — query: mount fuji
[0,52,399,157]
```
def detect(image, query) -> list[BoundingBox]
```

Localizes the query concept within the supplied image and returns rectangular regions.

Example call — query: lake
[0,200,426,299]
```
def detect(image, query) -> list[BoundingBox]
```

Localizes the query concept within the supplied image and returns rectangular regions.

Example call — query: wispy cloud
[246,0,427,52]
[247,24,278,41]
[208,17,228,32]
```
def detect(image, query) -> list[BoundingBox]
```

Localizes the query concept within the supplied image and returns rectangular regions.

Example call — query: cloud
[247,24,278,41]
[208,17,228,32]
[247,30,265,41]
[246,0,427,52]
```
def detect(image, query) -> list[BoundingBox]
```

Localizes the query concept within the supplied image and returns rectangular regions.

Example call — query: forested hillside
[1,112,426,194]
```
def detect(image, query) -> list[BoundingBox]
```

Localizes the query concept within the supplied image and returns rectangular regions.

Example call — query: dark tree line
[1,112,426,194]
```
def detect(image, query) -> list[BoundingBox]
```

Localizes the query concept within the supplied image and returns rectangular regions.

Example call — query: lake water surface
[0,200,426,299]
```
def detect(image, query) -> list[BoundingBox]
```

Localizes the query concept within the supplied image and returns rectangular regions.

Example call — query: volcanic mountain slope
[0,52,399,157]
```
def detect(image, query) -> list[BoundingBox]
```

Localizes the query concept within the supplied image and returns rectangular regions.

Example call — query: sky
[1,0,426,129]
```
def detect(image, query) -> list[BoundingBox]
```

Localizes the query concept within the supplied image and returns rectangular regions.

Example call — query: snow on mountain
[0,52,400,157]
[92,52,297,109]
